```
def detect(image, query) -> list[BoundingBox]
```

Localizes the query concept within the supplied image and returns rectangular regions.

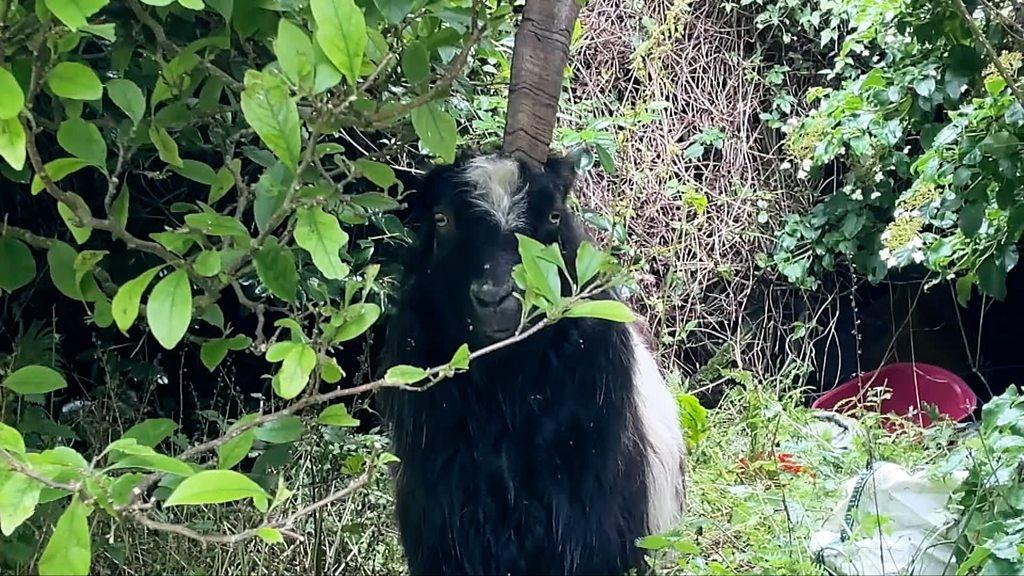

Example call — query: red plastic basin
[811,362,976,428]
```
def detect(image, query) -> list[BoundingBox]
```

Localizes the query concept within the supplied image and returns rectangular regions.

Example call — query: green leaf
[163,470,268,508]
[516,234,561,305]
[112,265,164,332]
[574,242,605,287]
[184,213,250,242]
[193,250,221,277]
[44,0,107,30]
[30,157,92,195]
[0,116,26,170]
[0,473,42,536]
[313,40,343,93]
[208,166,236,205]
[254,415,305,443]
[636,535,670,550]
[0,237,36,293]
[401,41,430,84]
[241,71,301,171]
[311,0,366,87]
[449,343,470,371]
[217,417,256,470]
[985,75,1006,97]
[121,418,178,448]
[57,198,92,244]
[145,269,192,349]
[149,124,182,167]
[353,158,396,189]
[0,67,25,120]
[913,77,935,97]
[384,364,427,386]
[256,526,284,544]
[350,192,400,211]
[0,422,26,454]
[253,237,298,302]
[564,300,635,323]
[269,342,316,399]
[978,256,1007,300]
[47,62,103,100]
[38,499,91,575]
[106,453,195,477]
[332,302,381,342]
[106,79,145,124]
[410,101,456,164]
[959,202,984,237]
[109,186,129,229]
[46,241,85,300]
[320,355,344,383]
[276,19,315,90]
[956,274,975,307]
[318,404,359,427]
[200,335,251,371]
[171,159,217,185]
[3,365,67,395]
[56,117,104,165]
[373,0,414,23]
[294,206,349,279]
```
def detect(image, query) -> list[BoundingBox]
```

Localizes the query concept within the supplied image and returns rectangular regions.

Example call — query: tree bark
[502,0,581,170]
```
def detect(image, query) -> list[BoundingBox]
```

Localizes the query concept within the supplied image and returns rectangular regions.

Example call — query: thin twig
[952,0,1024,104]
[0,449,81,492]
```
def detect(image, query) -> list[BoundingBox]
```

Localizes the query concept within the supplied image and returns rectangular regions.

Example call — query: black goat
[381,152,686,575]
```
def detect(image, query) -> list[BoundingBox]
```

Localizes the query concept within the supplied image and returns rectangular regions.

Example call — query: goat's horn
[502,0,582,170]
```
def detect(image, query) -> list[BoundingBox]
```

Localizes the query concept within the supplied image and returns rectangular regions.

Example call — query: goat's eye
[434,213,449,227]
[549,211,561,224]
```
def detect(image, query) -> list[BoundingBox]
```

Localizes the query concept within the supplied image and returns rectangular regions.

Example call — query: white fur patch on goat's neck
[629,326,687,534]
[463,156,525,231]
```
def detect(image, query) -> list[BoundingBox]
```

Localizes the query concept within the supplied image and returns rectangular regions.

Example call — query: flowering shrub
[768,0,1024,300]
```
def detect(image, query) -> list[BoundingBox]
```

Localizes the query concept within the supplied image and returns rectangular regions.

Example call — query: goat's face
[405,152,584,347]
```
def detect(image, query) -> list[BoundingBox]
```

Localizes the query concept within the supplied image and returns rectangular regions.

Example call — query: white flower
[850,190,864,201]
[886,256,899,268]
[912,250,925,263]
[797,169,808,179]
[880,248,892,259]
[871,191,882,199]
[909,236,924,249]
[801,158,813,170]
[874,172,884,182]
[780,161,792,170]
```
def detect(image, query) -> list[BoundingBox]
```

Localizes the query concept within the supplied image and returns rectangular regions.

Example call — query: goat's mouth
[470,301,522,342]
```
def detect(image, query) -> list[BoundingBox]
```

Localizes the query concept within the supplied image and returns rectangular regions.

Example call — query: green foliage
[0,0,633,570]
[943,387,1024,575]
[767,0,1024,299]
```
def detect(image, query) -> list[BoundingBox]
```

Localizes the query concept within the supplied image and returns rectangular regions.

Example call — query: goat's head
[401,150,587,348]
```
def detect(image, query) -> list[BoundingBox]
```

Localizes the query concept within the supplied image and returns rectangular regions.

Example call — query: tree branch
[952,0,1024,104]
[127,0,243,92]
[366,2,484,129]
[0,449,81,492]
[20,116,186,267]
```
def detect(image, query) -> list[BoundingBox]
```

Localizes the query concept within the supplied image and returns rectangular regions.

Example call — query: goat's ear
[545,146,592,197]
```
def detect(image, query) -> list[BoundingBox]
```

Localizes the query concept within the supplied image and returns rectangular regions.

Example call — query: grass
[89,432,406,576]
[646,372,963,575]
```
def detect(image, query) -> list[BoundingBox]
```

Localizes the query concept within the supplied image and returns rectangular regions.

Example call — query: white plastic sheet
[809,461,966,576]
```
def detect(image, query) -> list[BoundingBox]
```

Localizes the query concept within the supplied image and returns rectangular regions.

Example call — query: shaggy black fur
[381,154,651,575]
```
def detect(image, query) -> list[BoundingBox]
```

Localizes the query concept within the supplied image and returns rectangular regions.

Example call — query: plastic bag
[809,461,966,576]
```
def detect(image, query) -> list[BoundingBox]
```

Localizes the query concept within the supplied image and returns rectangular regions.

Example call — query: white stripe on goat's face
[463,156,526,231]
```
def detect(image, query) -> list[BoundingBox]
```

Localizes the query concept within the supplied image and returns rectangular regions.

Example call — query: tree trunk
[502,0,581,170]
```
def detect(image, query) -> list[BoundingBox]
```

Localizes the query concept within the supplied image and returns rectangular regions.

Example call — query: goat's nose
[470,279,513,308]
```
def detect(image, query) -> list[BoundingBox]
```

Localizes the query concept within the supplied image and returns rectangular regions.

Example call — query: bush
[0,0,523,571]
[765,0,1024,301]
